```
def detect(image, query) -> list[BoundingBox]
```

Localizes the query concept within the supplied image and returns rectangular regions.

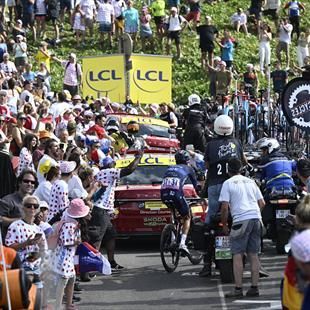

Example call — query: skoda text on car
[113,153,206,237]
[106,114,179,153]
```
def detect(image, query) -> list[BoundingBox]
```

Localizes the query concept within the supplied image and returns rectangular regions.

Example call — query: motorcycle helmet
[256,138,280,154]
[188,94,201,106]
[175,150,191,165]
[214,115,234,136]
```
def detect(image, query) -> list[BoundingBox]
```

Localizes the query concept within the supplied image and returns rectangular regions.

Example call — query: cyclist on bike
[200,114,247,277]
[161,150,199,255]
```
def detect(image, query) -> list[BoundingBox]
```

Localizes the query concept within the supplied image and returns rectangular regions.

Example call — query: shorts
[15,56,27,67]
[63,84,78,97]
[277,41,289,54]
[230,219,261,255]
[60,0,71,10]
[263,9,279,19]
[35,14,46,21]
[154,16,164,26]
[88,207,116,249]
[115,18,124,29]
[200,43,215,53]
[186,11,200,23]
[168,30,181,44]
[125,24,138,34]
[99,22,112,33]
[161,191,189,217]
[84,17,94,28]
[168,0,180,8]
[7,0,16,7]
[23,12,35,27]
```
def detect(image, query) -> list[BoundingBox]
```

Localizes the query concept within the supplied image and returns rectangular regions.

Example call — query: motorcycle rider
[161,150,199,255]
[257,138,296,227]
[183,94,209,153]
[200,114,247,277]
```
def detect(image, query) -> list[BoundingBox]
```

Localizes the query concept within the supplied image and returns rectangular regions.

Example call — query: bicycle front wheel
[160,224,180,273]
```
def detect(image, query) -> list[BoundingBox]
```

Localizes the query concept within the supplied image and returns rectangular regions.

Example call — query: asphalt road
[76,238,286,310]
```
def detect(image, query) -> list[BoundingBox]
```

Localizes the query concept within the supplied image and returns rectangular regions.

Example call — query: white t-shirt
[94,168,121,212]
[0,61,17,76]
[167,14,186,31]
[264,0,281,10]
[219,174,263,223]
[35,0,47,14]
[68,174,88,199]
[20,90,35,110]
[37,154,58,183]
[279,23,293,44]
[14,42,27,58]
[48,179,70,222]
[97,2,114,23]
[80,0,96,18]
[49,101,73,121]
[34,180,52,203]
[231,13,247,25]
[112,0,126,18]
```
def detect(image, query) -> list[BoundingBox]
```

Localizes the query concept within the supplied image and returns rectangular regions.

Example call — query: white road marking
[181,272,198,276]
[216,279,227,310]
[233,299,282,309]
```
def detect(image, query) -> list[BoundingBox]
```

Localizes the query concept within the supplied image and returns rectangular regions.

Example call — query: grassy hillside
[32,0,310,104]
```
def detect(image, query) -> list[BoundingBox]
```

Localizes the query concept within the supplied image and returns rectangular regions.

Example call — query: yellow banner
[82,55,126,102]
[116,155,175,168]
[120,115,169,127]
[129,55,172,104]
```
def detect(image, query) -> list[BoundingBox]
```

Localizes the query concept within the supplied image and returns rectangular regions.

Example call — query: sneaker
[259,267,270,278]
[74,282,84,292]
[246,286,259,297]
[225,288,243,298]
[110,262,125,270]
[179,244,190,256]
[199,265,211,277]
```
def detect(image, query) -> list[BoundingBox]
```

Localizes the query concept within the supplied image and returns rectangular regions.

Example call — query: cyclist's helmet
[127,120,139,135]
[175,150,191,165]
[256,137,280,154]
[188,94,201,106]
[214,115,234,136]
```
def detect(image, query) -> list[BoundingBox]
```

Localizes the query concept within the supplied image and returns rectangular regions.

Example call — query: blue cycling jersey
[161,164,198,195]
[258,151,295,190]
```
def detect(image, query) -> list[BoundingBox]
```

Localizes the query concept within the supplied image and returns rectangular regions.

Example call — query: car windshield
[137,124,171,138]
[119,165,169,185]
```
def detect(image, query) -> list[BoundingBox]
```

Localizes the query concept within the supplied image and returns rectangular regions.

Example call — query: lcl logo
[133,70,169,93]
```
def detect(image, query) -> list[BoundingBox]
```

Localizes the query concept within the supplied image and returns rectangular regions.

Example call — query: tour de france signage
[282,71,310,132]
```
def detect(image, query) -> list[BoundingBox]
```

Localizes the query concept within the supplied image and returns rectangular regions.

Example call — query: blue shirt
[221,39,234,61]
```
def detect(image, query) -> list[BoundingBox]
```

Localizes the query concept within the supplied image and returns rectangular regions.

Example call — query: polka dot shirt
[17,147,35,177]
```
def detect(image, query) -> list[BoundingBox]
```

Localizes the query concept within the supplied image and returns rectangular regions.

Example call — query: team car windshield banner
[282,77,310,132]
[82,54,172,104]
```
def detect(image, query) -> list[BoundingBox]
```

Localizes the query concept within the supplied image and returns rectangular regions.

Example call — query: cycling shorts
[161,190,189,217]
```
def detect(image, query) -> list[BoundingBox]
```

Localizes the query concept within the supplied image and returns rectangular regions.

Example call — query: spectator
[46,0,60,43]
[297,32,310,67]
[20,80,35,110]
[59,0,72,28]
[52,53,82,97]
[21,0,37,41]
[159,102,178,128]
[150,0,165,46]
[185,0,201,30]
[112,0,125,40]
[5,195,47,288]
[271,61,288,96]
[296,159,310,192]
[263,0,281,26]
[34,200,53,237]
[32,130,51,168]
[243,63,258,99]
[35,0,47,40]
[35,41,51,72]
[12,19,26,38]
[22,63,36,82]
[0,35,7,63]
[47,160,76,222]
[0,53,17,77]
[166,7,188,60]
[276,18,293,70]
[0,169,38,233]
[6,78,19,115]
[140,7,153,52]
[197,15,218,68]
[10,112,27,156]
[51,198,90,310]
[17,133,38,177]
[230,8,248,35]
[284,0,305,40]
[124,1,139,48]
[34,165,60,203]
[219,158,265,298]
[217,30,234,70]
[96,0,115,49]
[0,90,10,116]
[249,0,264,31]
[37,138,59,183]
[71,4,86,48]
[207,56,221,98]
[258,22,272,74]
[80,0,96,39]
[215,60,232,97]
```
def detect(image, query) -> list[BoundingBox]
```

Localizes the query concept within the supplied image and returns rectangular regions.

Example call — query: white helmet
[214,115,234,136]
[188,94,201,106]
[256,138,280,154]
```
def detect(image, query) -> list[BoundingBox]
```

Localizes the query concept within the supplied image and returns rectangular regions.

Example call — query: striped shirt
[61,61,82,86]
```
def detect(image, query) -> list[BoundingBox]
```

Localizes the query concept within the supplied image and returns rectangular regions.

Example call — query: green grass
[33,0,310,104]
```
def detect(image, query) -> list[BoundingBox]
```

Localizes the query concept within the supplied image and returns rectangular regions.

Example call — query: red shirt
[86,124,106,139]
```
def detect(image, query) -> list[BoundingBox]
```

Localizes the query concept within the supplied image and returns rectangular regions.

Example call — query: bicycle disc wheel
[160,224,180,273]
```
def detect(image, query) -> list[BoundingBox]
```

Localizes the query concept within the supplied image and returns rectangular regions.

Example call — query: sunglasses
[24,203,39,209]
[22,179,36,185]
